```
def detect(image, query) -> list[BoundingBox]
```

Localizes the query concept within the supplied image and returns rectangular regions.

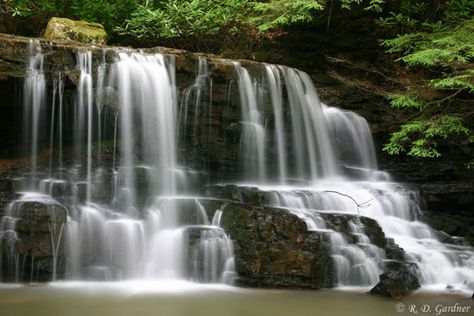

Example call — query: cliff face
[0,32,254,182]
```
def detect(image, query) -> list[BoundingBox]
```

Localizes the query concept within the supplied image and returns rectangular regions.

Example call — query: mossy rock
[44,17,107,45]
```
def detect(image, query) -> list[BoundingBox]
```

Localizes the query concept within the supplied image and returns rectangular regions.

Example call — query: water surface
[0,282,472,316]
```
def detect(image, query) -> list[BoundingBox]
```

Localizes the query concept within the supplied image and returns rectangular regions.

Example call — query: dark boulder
[220,202,335,289]
[370,268,420,299]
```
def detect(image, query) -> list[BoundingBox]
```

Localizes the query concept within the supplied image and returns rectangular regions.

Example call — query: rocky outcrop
[370,269,420,299]
[209,185,415,290]
[220,202,334,289]
[379,153,474,246]
[319,213,406,263]
[44,18,108,45]
[1,196,67,282]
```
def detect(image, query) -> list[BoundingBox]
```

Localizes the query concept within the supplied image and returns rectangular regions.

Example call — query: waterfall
[0,43,472,291]
[282,67,338,180]
[22,40,46,187]
[232,64,473,289]
[235,63,266,183]
[265,65,287,184]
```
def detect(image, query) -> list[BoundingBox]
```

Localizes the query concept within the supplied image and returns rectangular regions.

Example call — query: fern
[384,116,471,158]
[387,94,424,110]
[429,71,474,92]
[382,3,474,158]
[364,0,385,13]
[248,0,324,33]
[400,48,463,67]
[380,33,423,54]
[386,18,474,68]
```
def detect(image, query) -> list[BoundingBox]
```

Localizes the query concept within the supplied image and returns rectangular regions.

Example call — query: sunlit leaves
[381,33,424,54]
[248,0,324,33]
[117,0,246,40]
[381,2,474,158]
[383,116,471,158]
[429,71,474,92]
[387,94,424,110]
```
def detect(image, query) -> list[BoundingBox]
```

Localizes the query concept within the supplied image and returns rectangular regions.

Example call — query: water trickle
[265,65,287,184]
[77,51,94,203]
[235,63,266,183]
[22,40,47,186]
[282,67,338,180]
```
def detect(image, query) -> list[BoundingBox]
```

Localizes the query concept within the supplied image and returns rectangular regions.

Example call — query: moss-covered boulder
[44,17,107,45]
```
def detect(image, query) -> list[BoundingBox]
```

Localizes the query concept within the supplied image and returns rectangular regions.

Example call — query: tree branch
[323,190,374,215]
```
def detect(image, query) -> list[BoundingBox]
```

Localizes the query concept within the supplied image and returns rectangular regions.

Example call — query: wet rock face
[1,198,67,282]
[370,269,420,299]
[44,18,107,45]
[207,185,422,290]
[320,213,406,263]
[377,148,474,246]
[220,203,335,289]
[0,33,260,181]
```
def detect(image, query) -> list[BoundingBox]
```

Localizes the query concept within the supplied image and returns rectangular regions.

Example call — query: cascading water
[235,63,267,183]
[232,64,473,290]
[0,47,236,284]
[0,41,472,292]
[22,40,47,186]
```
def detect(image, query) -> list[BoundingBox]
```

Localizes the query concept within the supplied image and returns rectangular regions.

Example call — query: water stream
[0,40,472,292]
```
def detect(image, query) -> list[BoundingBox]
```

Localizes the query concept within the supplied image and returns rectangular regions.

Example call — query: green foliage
[381,33,424,54]
[117,0,245,40]
[247,0,388,33]
[0,0,139,37]
[70,0,140,31]
[1,0,472,160]
[381,1,474,158]
[364,0,384,13]
[118,0,389,41]
[0,0,61,17]
[339,0,385,12]
[383,115,471,158]
[0,0,390,44]
[248,0,324,33]
[389,19,474,68]
[381,18,474,68]
[429,70,474,92]
[387,94,424,110]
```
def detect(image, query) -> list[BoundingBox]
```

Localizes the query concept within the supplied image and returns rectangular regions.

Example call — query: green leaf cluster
[1,0,140,35]
[1,0,389,44]
[70,0,140,31]
[381,1,474,158]
[116,0,246,40]
[382,19,474,68]
[383,115,471,158]
[430,70,474,93]
[387,94,424,110]
[1,0,61,17]
[248,0,324,33]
